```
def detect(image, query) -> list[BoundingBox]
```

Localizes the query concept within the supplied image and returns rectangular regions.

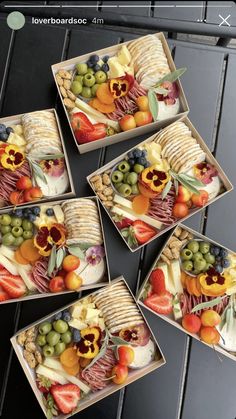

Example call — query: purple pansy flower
[85,245,105,265]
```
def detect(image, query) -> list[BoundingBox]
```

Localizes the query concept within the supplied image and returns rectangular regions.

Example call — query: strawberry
[150,268,166,295]
[75,123,106,144]
[0,271,26,299]
[132,220,156,244]
[113,214,133,230]
[144,291,173,315]
[70,112,94,132]
[0,287,9,302]
[50,384,80,414]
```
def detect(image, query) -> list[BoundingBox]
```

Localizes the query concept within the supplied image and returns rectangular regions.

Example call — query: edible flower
[156,81,179,105]
[198,267,232,297]
[141,164,170,193]
[76,327,100,359]
[194,162,218,185]
[110,78,129,99]
[85,245,105,266]
[34,223,66,256]
[0,144,25,171]
[40,158,65,177]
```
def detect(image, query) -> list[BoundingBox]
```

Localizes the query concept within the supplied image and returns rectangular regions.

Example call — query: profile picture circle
[7,11,25,30]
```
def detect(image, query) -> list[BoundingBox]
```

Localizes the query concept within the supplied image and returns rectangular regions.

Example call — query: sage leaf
[84,329,109,371]
[178,173,205,187]
[153,67,187,87]
[176,177,200,195]
[174,178,179,196]
[31,153,64,161]
[191,296,224,313]
[154,87,169,95]
[77,242,94,250]
[48,245,57,277]
[161,179,172,200]
[148,89,158,121]
[109,335,131,346]
[56,247,65,269]
[27,158,47,185]
[68,245,85,260]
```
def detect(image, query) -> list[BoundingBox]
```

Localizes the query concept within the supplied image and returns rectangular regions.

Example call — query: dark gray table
[0,8,236,419]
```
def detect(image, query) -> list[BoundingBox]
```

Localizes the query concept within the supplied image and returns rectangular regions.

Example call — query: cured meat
[107,81,147,121]
[148,186,176,226]
[180,292,229,317]
[31,259,50,293]
[0,161,31,205]
[80,347,116,391]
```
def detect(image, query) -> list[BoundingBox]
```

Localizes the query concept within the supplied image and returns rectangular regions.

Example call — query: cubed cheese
[117,45,131,65]
[85,308,100,320]
[71,304,84,319]
[68,319,87,330]
[108,57,125,78]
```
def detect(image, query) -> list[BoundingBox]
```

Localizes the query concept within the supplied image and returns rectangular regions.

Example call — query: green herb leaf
[153,67,187,87]
[177,177,200,195]
[68,245,85,259]
[56,247,65,269]
[30,153,64,161]
[191,296,225,313]
[148,89,158,121]
[174,178,179,196]
[84,329,109,371]
[178,173,205,187]
[121,228,129,238]
[27,157,48,185]
[162,179,172,200]
[48,245,57,277]
[153,87,169,95]
[109,334,131,346]
[77,242,94,250]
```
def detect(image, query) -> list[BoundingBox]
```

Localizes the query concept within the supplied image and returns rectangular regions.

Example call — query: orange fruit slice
[60,347,79,368]
[96,83,114,105]
[132,195,150,215]
[62,362,80,376]
[14,249,29,265]
[19,239,41,263]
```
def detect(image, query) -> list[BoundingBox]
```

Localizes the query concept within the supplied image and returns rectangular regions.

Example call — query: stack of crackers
[154,121,206,173]
[22,110,62,156]
[62,198,103,246]
[127,35,170,89]
[94,281,144,334]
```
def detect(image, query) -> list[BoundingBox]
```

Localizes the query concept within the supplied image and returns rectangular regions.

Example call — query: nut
[97,192,107,201]
[35,350,43,364]
[63,98,75,109]
[162,247,173,259]
[168,236,178,245]
[103,187,113,196]
[179,230,189,240]
[63,79,71,90]
[55,74,63,86]
[23,350,37,369]
[187,232,194,240]
[174,227,182,238]
[94,180,104,192]
[58,69,72,79]
[171,248,180,259]
[25,342,37,353]
[160,254,170,265]
[60,86,68,98]
[107,196,113,201]
[90,175,101,183]
[26,327,36,337]
[67,90,76,101]
[104,201,113,208]
[17,332,27,346]
[169,239,182,249]
[102,173,111,186]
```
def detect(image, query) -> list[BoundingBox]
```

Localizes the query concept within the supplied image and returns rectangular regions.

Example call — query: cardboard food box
[51,32,189,154]
[0,109,75,213]
[11,277,165,418]
[137,224,236,362]
[87,117,233,252]
[0,196,110,304]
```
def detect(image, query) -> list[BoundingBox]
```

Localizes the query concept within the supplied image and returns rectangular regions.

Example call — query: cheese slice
[71,304,84,319]
[85,308,100,320]
[117,45,131,65]
[111,205,162,230]
[158,262,176,295]
[168,260,183,294]
[68,318,87,330]
[108,57,125,78]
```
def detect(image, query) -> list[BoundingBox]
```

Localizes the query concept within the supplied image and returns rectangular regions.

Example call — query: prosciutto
[180,292,229,317]
[80,347,116,391]
[107,81,147,121]
[31,259,50,293]
[148,186,176,225]
[0,161,31,205]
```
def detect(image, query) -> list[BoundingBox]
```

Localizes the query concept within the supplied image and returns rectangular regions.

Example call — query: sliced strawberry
[113,215,133,230]
[132,220,156,244]
[0,286,9,302]
[70,112,94,132]
[0,271,26,299]
[144,291,173,315]
[150,268,166,295]
[51,384,80,415]
[75,123,106,144]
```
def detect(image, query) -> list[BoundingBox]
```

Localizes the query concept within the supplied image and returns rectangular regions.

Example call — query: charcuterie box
[11,277,165,418]
[0,196,110,304]
[0,109,75,213]
[51,32,189,153]
[87,117,232,252]
[137,224,236,362]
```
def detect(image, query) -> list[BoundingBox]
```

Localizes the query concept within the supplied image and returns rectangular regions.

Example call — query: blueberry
[62,311,71,322]
[101,63,109,73]
[33,206,40,216]
[210,246,220,256]
[23,208,31,217]
[0,124,6,133]
[28,213,36,222]
[133,149,142,159]
[127,151,134,159]
[87,60,93,68]
[220,248,228,258]
[137,157,147,166]
[72,329,81,343]
[215,256,222,262]
[215,264,223,274]
[144,162,149,168]
[93,64,101,72]
[90,54,99,64]
[54,312,62,320]
[222,258,230,268]
[128,158,135,166]
[46,208,54,216]
[6,127,13,135]
[0,132,8,141]
[15,209,23,218]
[103,55,110,63]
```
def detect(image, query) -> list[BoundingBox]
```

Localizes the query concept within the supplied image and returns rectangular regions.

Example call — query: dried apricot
[132,195,149,215]
[62,362,80,376]
[14,249,29,265]
[90,98,116,114]
[60,347,79,368]
[19,239,41,263]
[96,83,114,105]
